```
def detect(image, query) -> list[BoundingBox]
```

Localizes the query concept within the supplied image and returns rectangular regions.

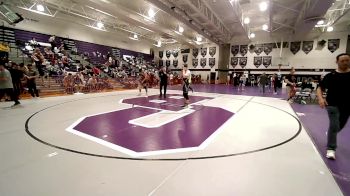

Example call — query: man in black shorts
[317,53,350,160]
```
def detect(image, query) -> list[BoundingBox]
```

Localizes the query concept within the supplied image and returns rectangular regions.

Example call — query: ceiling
[2,0,350,47]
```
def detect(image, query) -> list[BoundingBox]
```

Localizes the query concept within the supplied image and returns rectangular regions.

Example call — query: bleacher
[1,26,164,97]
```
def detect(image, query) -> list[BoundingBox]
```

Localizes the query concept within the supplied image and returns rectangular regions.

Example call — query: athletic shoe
[273,92,277,95]
[11,102,21,108]
[326,150,336,160]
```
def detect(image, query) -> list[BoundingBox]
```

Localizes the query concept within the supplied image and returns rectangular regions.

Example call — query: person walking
[317,53,350,160]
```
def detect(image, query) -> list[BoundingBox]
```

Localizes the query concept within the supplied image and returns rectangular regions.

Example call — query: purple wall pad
[73,105,233,152]
[292,104,350,196]
[122,94,212,111]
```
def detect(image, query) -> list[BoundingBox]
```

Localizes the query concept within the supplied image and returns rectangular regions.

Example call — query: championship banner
[209,47,216,57]
[193,58,198,68]
[290,42,301,54]
[209,58,215,68]
[200,58,207,68]
[192,48,199,58]
[254,56,262,68]
[302,41,313,54]
[231,57,238,68]
[201,47,207,57]
[166,50,171,58]
[173,59,178,67]
[263,56,272,68]
[239,57,247,68]
[240,45,248,56]
[231,45,239,56]
[328,39,340,53]
[172,50,179,58]
[263,43,273,55]
[254,44,263,55]
[159,51,163,58]
[166,60,170,67]
[182,54,188,63]
[159,59,163,67]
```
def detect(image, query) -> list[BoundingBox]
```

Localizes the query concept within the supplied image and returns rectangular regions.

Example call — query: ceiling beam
[146,0,220,45]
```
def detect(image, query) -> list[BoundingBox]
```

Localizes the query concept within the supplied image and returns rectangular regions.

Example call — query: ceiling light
[96,21,104,29]
[326,26,334,32]
[259,2,268,11]
[134,34,138,39]
[262,24,268,31]
[250,33,255,38]
[36,4,45,12]
[178,26,184,33]
[244,17,250,24]
[317,20,324,25]
[148,8,156,18]
[197,36,202,42]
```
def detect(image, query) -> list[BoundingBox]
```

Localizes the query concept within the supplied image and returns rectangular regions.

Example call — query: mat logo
[66,94,234,156]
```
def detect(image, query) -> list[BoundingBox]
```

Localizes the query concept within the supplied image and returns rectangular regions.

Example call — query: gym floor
[0,85,347,196]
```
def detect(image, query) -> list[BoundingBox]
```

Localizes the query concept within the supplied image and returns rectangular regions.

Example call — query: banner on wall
[182,54,188,63]
[231,57,238,68]
[166,50,171,58]
[240,45,248,56]
[263,56,272,68]
[302,41,314,54]
[159,60,163,67]
[328,39,340,53]
[254,56,262,68]
[239,57,247,68]
[166,60,170,67]
[231,45,239,56]
[263,43,273,55]
[290,42,301,54]
[209,47,216,57]
[209,58,215,68]
[173,59,178,67]
[172,50,179,58]
[200,58,207,68]
[254,44,263,55]
[201,48,207,57]
[193,58,198,68]
[159,51,163,58]
[193,48,199,57]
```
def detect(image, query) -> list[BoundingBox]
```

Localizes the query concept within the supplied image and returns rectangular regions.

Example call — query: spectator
[25,64,40,98]
[0,64,20,107]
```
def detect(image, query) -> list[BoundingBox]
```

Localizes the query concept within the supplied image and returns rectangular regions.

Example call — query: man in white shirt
[182,64,191,108]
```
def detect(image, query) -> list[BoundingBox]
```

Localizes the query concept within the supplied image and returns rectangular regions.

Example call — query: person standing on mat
[137,69,149,96]
[182,64,191,108]
[0,64,20,107]
[317,53,350,160]
[158,66,168,98]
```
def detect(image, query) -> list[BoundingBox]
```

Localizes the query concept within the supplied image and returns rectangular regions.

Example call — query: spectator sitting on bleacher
[63,73,74,93]
[29,37,39,47]
[92,66,100,76]
[87,74,98,88]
